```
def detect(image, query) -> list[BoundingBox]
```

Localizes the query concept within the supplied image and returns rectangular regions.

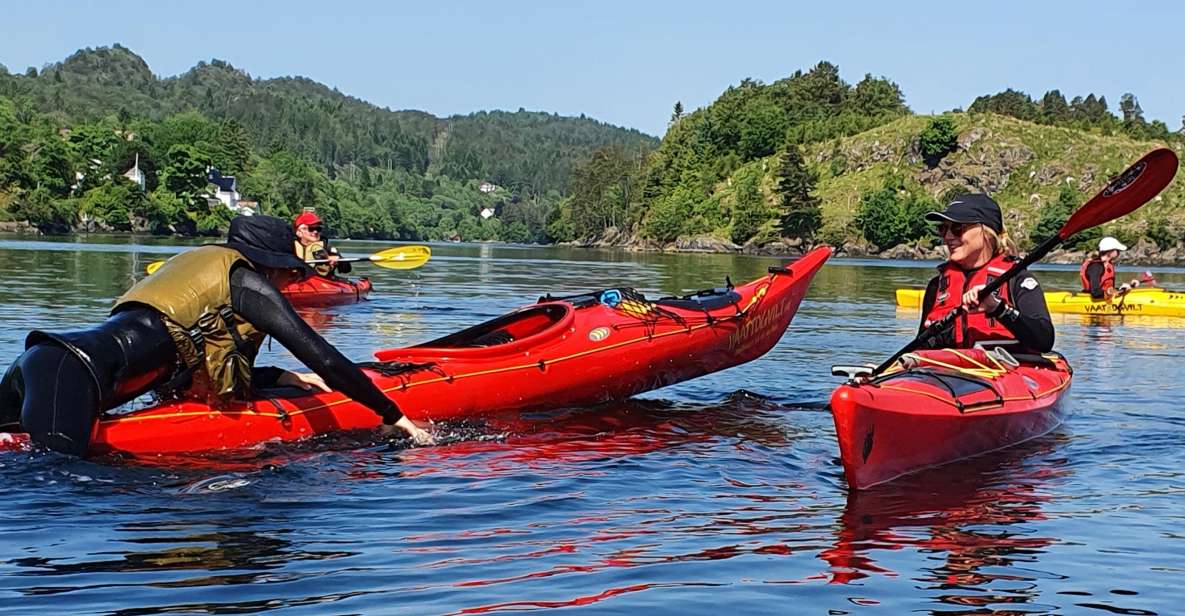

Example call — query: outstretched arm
[229,266,429,442]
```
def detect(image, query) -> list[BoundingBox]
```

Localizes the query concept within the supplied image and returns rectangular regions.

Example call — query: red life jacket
[1079,258,1115,294]
[923,254,1016,347]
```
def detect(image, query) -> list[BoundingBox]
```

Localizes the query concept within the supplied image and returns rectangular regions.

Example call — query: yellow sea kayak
[895,287,1185,318]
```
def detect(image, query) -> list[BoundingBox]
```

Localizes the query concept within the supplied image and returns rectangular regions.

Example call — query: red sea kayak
[829,348,1072,490]
[2,246,832,457]
[280,275,372,306]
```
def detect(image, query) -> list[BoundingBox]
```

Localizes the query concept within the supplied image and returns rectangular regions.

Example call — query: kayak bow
[281,275,372,307]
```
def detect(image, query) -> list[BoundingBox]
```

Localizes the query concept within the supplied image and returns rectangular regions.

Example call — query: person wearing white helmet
[1080,236,1141,300]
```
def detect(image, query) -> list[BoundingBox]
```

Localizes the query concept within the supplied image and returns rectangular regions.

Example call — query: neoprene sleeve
[1085,262,1107,299]
[229,266,403,423]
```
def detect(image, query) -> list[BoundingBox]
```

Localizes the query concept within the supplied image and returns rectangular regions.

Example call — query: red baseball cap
[293,212,322,228]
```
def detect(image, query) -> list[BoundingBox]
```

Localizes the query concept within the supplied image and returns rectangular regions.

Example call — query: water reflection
[398,394,801,479]
[822,436,1070,612]
[6,513,360,615]
[2,238,1183,615]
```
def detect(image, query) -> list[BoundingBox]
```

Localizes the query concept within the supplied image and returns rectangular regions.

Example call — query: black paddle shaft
[871,234,1063,376]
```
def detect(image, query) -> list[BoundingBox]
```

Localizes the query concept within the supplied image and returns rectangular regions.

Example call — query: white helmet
[1098,236,1127,252]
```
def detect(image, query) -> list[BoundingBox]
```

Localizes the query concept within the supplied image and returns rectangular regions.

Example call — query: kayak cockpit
[375,304,574,360]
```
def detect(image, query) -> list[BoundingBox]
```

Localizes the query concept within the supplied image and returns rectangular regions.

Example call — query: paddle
[863,147,1179,378]
[146,245,431,275]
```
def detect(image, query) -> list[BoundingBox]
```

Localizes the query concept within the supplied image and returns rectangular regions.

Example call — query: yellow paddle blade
[369,245,431,270]
[145,260,166,275]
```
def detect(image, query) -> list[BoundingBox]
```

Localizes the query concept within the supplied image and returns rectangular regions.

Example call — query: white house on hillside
[207,168,240,211]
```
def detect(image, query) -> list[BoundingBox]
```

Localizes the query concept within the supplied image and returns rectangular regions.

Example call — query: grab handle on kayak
[960,398,1006,413]
[832,365,873,379]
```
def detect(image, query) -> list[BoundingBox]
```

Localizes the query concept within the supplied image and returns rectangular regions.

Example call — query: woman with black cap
[917,193,1054,352]
[0,215,432,456]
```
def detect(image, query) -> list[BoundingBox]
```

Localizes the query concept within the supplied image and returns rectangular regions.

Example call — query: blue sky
[2,0,1182,136]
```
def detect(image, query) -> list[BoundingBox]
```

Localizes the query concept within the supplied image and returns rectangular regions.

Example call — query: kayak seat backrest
[656,288,741,311]
[419,304,568,348]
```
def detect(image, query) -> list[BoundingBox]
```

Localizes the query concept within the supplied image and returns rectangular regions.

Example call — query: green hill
[810,112,1183,247]
[554,63,1184,258]
[0,44,656,196]
[0,44,657,240]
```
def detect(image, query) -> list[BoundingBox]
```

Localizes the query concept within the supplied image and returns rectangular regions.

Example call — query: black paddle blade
[1060,148,1179,240]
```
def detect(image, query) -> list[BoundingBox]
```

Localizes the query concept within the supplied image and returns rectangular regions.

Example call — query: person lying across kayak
[0,215,431,456]
[294,211,350,278]
[1080,236,1143,300]
[917,194,1054,353]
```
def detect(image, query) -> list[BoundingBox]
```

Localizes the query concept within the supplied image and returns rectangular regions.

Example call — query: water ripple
[1,240,1183,614]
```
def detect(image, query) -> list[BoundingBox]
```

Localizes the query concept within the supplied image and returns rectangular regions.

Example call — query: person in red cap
[294,211,350,277]
[915,193,1054,353]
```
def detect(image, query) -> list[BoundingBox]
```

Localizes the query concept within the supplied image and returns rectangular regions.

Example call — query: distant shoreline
[3,225,1183,269]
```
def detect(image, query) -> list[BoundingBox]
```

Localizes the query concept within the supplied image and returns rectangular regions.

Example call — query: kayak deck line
[877,376,1071,414]
[872,349,1070,413]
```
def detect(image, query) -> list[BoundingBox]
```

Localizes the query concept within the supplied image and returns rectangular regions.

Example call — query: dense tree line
[556,61,906,244]
[5,46,1183,252]
[968,88,1177,142]
[0,95,568,242]
[0,45,657,241]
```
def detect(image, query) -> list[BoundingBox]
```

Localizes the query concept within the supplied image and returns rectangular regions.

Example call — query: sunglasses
[308,226,323,233]
[935,222,975,236]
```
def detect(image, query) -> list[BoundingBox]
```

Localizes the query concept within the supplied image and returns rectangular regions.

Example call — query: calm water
[1,234,1183,615]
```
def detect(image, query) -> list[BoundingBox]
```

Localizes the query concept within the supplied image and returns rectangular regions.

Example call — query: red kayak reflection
[821,435,1069,587]
[381,393,797,480]
[71,393,796,477]
[293,306,339,331]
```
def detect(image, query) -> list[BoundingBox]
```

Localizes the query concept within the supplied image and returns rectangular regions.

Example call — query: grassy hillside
[802,112,1183,247]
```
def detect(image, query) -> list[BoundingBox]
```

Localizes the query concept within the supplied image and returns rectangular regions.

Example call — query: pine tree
[1039,90,1070,125]
[776,144,821,238]
[670,101,684,124]
[216,119,252,176]
[730,170,766,244]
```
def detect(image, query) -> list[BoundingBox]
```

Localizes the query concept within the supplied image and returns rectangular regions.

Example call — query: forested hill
[0,44,656,241]
[0,44,655,195]
[553,61,1185,261]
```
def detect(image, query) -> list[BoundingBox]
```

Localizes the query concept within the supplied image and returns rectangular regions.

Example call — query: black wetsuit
[918,269,1055,353]
[0,265,402,455]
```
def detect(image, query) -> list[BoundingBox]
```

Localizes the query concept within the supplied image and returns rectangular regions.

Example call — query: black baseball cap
[925,193,1003,234]
[221,215,313,273]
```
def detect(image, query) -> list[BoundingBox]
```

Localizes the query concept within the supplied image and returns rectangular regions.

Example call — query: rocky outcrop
[0,221,40,234]
[836,241,876,258]
[742,237,811,256]
[917,141,1036,195]
[672,234,740,252]
[878,243,945,260]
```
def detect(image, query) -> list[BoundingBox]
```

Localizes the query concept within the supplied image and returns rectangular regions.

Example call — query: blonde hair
[981,225,1018,258]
